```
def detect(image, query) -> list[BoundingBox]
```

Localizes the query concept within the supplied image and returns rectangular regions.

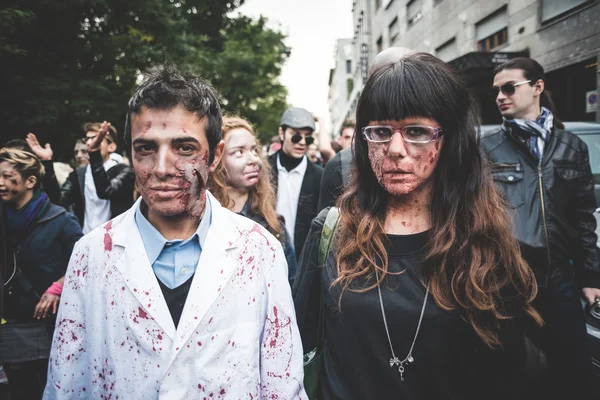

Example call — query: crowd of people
[0,49,598,400]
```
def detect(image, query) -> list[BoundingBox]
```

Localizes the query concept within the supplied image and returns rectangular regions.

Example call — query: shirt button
[507,175,514,181]
[181,267,188,274]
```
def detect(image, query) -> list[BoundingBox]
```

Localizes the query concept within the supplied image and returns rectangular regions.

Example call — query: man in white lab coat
[44,66,306,399]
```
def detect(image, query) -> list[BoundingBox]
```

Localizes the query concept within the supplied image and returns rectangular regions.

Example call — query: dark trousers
[527,274,592,399]
[3,359,48,400]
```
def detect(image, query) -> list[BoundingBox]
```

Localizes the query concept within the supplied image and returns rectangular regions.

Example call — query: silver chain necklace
[375,269,430,382]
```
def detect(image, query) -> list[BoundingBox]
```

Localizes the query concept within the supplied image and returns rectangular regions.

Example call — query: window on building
[388,17,399,44]
[407,0,423,27]
[375,0,382,10]
[541,0,589,22]
[476,7,508,52]
[377,36,383,54]
[435,37,457,62]
[346,59,352,74]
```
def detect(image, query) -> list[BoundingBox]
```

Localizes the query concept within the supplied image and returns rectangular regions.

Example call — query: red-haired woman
[293,53,542,399]
[208,116,297,284]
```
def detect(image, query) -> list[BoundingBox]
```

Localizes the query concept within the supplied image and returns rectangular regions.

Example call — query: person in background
[268,107,323,259]
[4,138,72,187]
[337,120,355,151]
[306,143,321,165]
[73,139,89,168]
[26,122,135,233]
[482,57,599,400]
[293,53,542,399]
[0,148,81,399]
[267,135,282,156]
[208,116,297,285]
[318,48,415,211]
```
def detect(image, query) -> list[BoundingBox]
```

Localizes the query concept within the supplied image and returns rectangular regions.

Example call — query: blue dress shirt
[135,196,212,289]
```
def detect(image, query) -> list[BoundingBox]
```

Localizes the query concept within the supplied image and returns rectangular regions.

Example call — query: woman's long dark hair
[334,53,542,348]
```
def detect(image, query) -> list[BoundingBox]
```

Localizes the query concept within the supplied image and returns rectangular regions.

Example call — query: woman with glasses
[293,53,542,399]
[208,116,297,285]
[0,148,82,399]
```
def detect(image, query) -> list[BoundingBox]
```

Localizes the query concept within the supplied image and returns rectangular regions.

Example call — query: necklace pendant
[389,357,400,368]
[399,364,405,382]
[407,355,414,363]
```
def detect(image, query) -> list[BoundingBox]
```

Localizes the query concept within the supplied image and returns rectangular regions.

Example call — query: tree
[188,15,289,144]
[0,1,288,161]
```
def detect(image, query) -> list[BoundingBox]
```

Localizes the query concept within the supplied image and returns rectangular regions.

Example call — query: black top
[293,211,527,400]
[156,275,194,328]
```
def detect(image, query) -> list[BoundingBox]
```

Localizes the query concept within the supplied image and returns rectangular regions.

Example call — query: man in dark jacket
[481,57,599,399]
[268,107,323,259]
[26,122,135,233]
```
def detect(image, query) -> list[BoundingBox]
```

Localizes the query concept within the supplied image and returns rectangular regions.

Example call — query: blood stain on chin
[162,123,167,130]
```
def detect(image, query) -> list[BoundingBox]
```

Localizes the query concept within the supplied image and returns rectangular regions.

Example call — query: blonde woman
[209,116,297,284]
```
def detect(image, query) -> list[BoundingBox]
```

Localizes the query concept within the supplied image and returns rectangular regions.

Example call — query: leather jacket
[481,127,600,288]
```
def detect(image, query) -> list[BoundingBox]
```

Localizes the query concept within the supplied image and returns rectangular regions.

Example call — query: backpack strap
[315,207,340,349]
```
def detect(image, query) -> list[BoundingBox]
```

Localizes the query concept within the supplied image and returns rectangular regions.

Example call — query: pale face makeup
[367,117,443,198]
[74,141,89,167]
[223,128,262,191]
[130,106,223,223]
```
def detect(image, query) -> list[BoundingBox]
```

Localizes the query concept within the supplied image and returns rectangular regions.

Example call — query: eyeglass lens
[291,133,314,145]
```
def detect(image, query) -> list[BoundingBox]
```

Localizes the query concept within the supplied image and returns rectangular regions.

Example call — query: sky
[235,0,353,129]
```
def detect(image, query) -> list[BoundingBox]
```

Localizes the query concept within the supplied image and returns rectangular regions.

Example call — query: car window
[575,133,600,184]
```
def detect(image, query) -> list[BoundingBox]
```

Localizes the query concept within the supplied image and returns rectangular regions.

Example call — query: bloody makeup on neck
[130,106,223,225]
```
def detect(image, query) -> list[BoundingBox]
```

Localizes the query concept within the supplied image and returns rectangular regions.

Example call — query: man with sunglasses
[27,122,135,233]
[268,107,323,259]
[481,57,599,399]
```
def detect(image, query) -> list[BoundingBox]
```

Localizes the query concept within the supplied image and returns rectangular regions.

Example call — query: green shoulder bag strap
[303,206,340,399]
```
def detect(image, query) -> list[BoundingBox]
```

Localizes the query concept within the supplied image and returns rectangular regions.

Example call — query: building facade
[330,0,600,124]
[328,39,354,137]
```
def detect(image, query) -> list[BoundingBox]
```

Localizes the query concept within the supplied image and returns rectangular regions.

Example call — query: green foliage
[1,0,288,161]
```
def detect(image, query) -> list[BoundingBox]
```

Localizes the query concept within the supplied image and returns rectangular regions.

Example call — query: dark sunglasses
[491,80,531,98]
[291,133,314,145]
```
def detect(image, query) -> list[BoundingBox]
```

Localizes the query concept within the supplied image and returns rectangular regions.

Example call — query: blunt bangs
[357,53,469,132]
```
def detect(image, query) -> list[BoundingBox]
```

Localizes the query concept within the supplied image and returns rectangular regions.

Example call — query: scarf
[6,190,49,246]
[503,107,554,162]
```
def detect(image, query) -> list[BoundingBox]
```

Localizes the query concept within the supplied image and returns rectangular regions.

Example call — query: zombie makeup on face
[130,106,215,221]
[223,128,262,191]
[366,117,442,198]
[0,161,32,208]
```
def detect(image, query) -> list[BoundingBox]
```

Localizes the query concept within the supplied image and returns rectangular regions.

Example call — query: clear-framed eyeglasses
[361,125,445,144]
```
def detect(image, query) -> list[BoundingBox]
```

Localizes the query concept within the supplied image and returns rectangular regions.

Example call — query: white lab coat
[44,192,306,399]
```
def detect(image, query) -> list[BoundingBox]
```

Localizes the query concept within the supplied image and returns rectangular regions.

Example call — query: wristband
[45,281,63,296]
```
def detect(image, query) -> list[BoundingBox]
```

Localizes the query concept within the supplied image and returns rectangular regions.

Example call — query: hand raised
[25,133,53,161]
[87,121,111,152]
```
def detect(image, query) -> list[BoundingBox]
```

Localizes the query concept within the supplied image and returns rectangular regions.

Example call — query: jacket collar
[111,192,241,353]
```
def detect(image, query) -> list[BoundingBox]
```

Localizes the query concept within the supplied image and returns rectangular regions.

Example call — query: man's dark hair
[124,65,223,163]
[339,119,356,135]
[4,139,32,153]
[494,57,564,129]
